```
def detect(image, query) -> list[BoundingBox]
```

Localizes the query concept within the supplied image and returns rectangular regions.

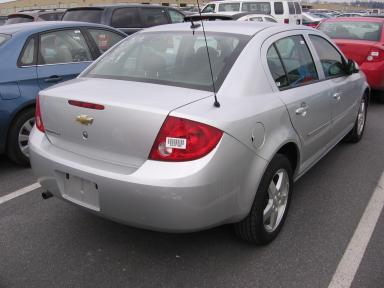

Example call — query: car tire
[6,108,35,166]
[344,95,367,143]
[234,154,293,245]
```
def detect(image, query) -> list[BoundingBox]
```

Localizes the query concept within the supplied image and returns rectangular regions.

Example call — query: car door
[262,32,334,171]
[308,34,361,141]
[36,28,93,90]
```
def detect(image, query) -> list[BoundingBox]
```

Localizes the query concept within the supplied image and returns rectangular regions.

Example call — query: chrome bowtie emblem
[76,114,94,125]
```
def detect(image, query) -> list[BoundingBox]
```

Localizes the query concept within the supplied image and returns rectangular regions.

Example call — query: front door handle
[44,75,63,83]
[333,92,342,101]
[295,103,309,116]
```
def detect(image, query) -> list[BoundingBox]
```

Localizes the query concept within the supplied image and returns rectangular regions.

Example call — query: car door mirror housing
[346,59,359,75]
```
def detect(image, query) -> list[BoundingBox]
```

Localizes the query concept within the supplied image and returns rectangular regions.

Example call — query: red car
[318,17,384,90]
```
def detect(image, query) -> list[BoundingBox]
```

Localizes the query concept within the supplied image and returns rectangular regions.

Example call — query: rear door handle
[44,75,63,83]
[295,103,309,116]
[333,92,342,101]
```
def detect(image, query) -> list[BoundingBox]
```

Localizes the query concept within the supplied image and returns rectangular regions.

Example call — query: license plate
[59,172,100,211]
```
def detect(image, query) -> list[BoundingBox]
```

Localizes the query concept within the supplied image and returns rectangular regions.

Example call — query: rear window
[288,2,295,15]
[0,34,11,46]
[5,15,34,24]
[218,3,241,12]
[274,2,284,15]
[85,32,249,91]
[319,21,382,41]
[62,9,103,23]
[241,2,271,14]
[294,2,301,14]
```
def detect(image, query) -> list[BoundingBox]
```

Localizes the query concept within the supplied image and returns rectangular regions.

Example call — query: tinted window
[85,32,249,91]
[20,38,35,66]
[319,21,382,41]
[267,45,289,88]
[274,35,318,87]
[62,9,103,23]
[38,12,63,21]
[274,2,284,15]
[0,33,10,46]
[288,2,295,15]
[5,15,34,24]
[241,2,271,14]
[168,9,184,23]
[202,4,215,13]
[141,8,168,27]
[111,8,140,28]
[88,29,125,54]
[265,17,277,22]
[249,17,263,22]
[39,29,92,65]
[218,3,241,12]
[294,2,302,14]
[309,35,346,78]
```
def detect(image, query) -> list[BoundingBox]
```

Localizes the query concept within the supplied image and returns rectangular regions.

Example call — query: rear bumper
[30,128,267,232]
[360,61,384,90]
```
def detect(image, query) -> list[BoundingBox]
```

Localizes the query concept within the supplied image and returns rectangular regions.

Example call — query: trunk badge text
[76,115,94,126]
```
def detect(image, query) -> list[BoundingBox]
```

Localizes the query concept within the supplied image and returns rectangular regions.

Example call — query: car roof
[66,4,176,10]
[0,21,121,36]
[325,17,384,23]
[144,21,306,36]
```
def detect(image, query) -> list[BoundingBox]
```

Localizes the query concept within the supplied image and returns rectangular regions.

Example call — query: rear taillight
[367,46,384,62]
[35,95,45,133]
[284,19,289,24]
[149,116,223,162]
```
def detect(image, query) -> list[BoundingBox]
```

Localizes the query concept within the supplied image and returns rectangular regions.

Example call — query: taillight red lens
[284,19,289,24]
[367,46,384,62]
[68,100,105,110]
[149,116,223,162]
[35,95,45,133]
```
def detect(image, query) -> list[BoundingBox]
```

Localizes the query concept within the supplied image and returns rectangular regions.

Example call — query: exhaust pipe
[42,191,53,200]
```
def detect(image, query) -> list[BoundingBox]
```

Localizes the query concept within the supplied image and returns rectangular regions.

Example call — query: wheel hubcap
[263,169,289,233]
[18,117,35,158]
[357,99,366,136]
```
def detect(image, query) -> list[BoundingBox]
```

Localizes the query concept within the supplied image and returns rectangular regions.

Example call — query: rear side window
[309,35,346,78]
[274,2,284,15]
[288,2,295,15]
[202,4,215,13]
[38,13,62,21]
[267,45,289,88]
[140,8,168,27]
[319,21,382,42]
[268,35,318,88]
[249,17,263,22]
[5,15,34,24]
[39,29,92,65]
[0,33,10,47]
[88,29,125,54]
[294,2,302,14]
[218,3,241,12]
[62,9,103,23]
[111,8,140,28]
[20,37,35,66]
[168,9,185,23]
[241,2,271,14]
[265,17,277,22]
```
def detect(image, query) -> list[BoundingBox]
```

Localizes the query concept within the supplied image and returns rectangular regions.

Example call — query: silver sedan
[30,22,369,244]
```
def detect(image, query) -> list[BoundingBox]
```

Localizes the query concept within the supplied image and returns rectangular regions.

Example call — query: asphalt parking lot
[1,96,384,288]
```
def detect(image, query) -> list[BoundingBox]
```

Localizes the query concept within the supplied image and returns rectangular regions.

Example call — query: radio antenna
[194,0,220,108]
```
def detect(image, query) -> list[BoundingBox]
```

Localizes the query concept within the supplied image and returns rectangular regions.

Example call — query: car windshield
[319,21,382,41]
[241,2,271,14]
[62,9,103,23]
[5,15,34,24]
[85,31,249,91]
[0,33,11,46]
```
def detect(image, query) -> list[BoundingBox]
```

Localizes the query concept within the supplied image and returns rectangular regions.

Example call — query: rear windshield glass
[62,9,103,23]
[319,21,382,41]
[241,2,271,14]
[5,15,34,24]
[0,34,11,46]
[85,32,250,91]
[218,3,241,12]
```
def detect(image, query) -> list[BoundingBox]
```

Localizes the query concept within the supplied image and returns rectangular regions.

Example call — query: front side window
[288,2,295,15]
[141,8,169,27]
[218,3,241,12]
[270,35,318,88]
[294,2,302,14]
[274,2,284,15]
[241,2,271,14]
[202,4,215,13]
[265,16,277,22]
[111,8,140,28]
[309,35,346,78]
[319,21,382,42]
[20,37,35,66]
[85,32,249,91]
[168,9,184,23]
[88,29,124,54]
[39,29,92,65]
[249,17,263,22]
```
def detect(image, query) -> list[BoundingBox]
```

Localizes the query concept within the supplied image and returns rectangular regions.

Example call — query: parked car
[0,16,6,26]
[5,9,65,25]
[61,5,185,35]
[318,17,384,91]
[201,0,302,24]
[185,12,278,22]
[337,13,366,18]
[30,22,368,244]
[302,12,323,27]
[0,21,126,165]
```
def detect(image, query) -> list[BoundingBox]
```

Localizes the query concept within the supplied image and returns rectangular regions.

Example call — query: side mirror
[346,59,359,75]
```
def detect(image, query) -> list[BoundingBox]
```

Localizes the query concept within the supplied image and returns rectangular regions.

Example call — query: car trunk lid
[334,39,379,65]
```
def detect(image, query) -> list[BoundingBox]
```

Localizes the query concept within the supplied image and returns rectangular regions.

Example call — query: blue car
[0,21,125,165]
